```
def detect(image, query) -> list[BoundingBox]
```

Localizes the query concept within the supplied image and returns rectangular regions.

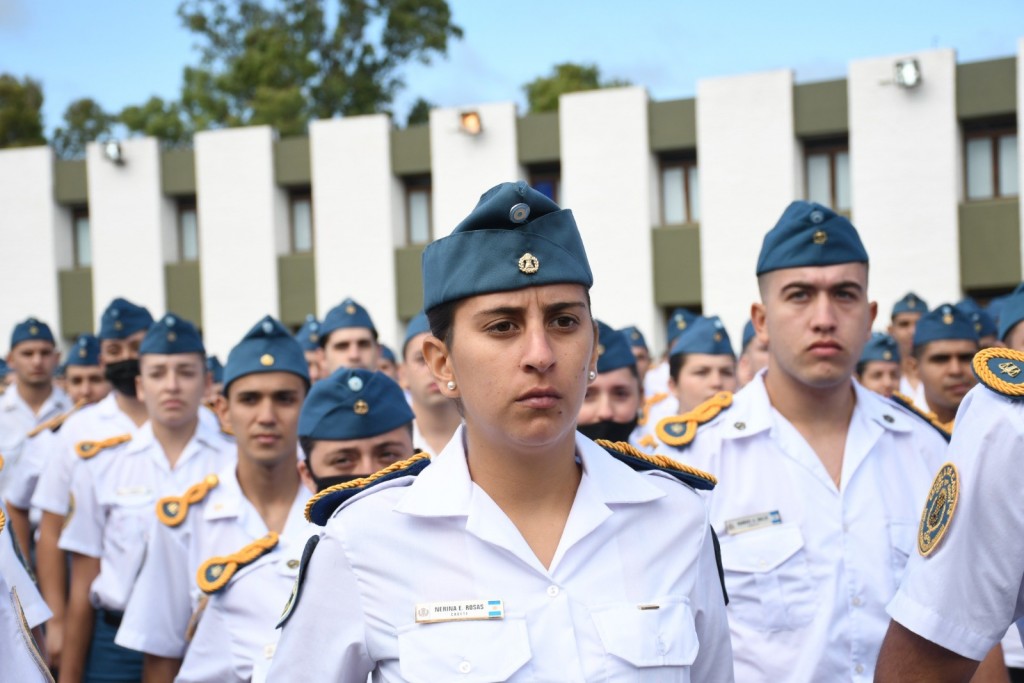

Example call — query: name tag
[725,510,782,535]
[116,486,151,497]
[414,599,504,624]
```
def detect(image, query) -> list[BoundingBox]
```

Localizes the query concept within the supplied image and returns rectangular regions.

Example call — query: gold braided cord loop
[973,347,1024,397]
[304,453,431,522]
[656,391,733,447]
[0,453,4,472]
[891,391,952,439]
[27,399,86,438]
[0,506,6,536]
[595,439,718,486]
[75,434,132,459]
[156,474,220,527]
[197,532,279,594]
[637,392,669,427]
[638,434,657,450]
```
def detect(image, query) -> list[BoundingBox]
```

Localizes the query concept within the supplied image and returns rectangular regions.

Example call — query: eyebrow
[474,301,588,319]
[780,280,864,293]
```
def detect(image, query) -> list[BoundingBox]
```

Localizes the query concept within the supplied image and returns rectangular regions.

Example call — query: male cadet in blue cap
[889,292,929,407]
[58,313,235,683]
[956,297,999,349]
[999,289,1024,352]
[901,304,979,428]
[856,332,901,398]
[115,315,311,683]
[318,297,380,374]
[294,313,324,384]
[638,307,699,439]
[378,344,399,381]
[397,311,460,455]
[661,201,951,681]
[737,318,770,388]
[620,325,652,382]
[577,320,645,446]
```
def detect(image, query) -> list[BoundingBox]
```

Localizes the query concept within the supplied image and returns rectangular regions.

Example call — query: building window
[72,206,91,268]
[805,140,850,211]
[965,124,1018,200]
[290,189,313,253]
[405,176,432,244]
[660,158,699,224]
[177,198,199,262]
[530,165,561,204]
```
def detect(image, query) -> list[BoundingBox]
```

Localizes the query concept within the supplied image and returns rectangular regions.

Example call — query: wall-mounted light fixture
[894,59,922,89]
[102,140,125,164]
[459,111,483,136]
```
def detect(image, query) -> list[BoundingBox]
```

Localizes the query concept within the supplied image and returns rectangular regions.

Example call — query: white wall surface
[1019,38,1024,279]
[195,126,285,357]
[0,147,64,346]
[560,86,658,342]
[697,70,799,342]
[310,115,402,347]
[87,137,170,321]
[849,49,961,310]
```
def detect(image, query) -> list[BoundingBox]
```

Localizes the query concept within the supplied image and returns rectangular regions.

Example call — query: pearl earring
[446,380,456,391]
[588,370,597,381]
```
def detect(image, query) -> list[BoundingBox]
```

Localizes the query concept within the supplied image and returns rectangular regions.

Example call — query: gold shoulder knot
[197,532,279,595]
[656,391,733,448]
[890,392,952,442]
[75,433,132,459]
[27,399,87,438]
[638,392,669,427]
[305,453,431,525]
[156,474,220,527]
[0,506,6,536]
[973,347,1024,399]
[596,439,717,490]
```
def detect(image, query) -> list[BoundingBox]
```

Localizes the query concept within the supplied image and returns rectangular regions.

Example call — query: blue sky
[1,0,1020,134]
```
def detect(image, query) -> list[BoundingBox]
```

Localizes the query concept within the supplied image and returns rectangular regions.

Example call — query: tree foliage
[120,97,190,147]
[523,63,632,114]
[51,98,113,159]
[0,74,46,149]
[405,96,433,126]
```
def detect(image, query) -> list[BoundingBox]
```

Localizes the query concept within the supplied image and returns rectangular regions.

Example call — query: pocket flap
[720,523,805,573]
[590,596,699,667]
[398,617,531,683]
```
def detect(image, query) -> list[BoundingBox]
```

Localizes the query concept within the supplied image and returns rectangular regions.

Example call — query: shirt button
[855,663,865,674]
[546,585,560,597]
[851,597,862,607]
[458,661,472,674]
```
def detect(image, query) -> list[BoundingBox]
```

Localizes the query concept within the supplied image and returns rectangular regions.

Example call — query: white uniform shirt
[887,384,1024,660]
[643,359,671,399]
[175,524,319,683]
[268,426,734,682]
[0,502,51,628]
[116,464,310,658]
[677,374,946,682]
[637,393,679,448]
[0,573,53,682]
[57,420,235,611]
[0,386,70,499]
[898,375,929,412]
[410,421,431,455]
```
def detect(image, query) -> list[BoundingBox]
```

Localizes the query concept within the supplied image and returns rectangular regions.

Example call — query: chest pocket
[397,617,532,683]
[590,596,698,680]
[888,519,917,589]
[107,491,155,549]
[719,523,816,631]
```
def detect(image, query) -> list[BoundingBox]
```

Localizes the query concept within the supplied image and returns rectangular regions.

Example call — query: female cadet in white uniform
[268,181,733,681]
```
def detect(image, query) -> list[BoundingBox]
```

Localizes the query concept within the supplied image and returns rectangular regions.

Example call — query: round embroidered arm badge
[918,462,960,556]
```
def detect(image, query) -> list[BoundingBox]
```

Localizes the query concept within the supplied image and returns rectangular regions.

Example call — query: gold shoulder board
[596,439,717,490]
[156,474,220,527]
[75,433,132,459]
[973,347,1024,399]
[197,532,279,595]
[656,391,733,449]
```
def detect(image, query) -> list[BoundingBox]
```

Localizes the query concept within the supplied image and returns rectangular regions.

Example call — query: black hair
[299,422,415,463]
[668,352,688,383]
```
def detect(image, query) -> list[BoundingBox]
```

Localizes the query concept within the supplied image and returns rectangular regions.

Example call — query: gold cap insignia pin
[260,354,275,367]
[353,399,369,415]
[79,348,87,358]
[812,230,827,245]
[518,253,539,274]
[167,331,177,342]
[345,304,356,315]
[883,350,893,360]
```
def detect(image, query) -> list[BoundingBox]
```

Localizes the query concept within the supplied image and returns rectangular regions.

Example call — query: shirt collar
[852,379,913,433]
[720,373,773,440]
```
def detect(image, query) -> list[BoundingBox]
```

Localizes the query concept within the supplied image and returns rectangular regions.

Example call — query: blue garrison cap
[0,359,8,377]
[422,181,593,312]
[67,335,101,367]
[320,298,377,345]
[595,320,636,374]
[402,311,431,357]
[139,314,205,356]
[669,316,735,358]
[294,314,321,352]
[223,316,309,392]
[206,356,224,384]
[998,292,1024,341]
[955,299,996,338]
[912,304,979,349]
[666,308,699,347]
[11,318,55,349]
[756,201,868,276]
[892,292,928,317]
[98,298,154,340]
[299,368,413,441]
[620,326,647,351]
[860,333,900,364]
[379,345,396,365]
[741,320,756,352]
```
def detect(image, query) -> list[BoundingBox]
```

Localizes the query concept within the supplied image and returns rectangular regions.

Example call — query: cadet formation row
[2,181,1024,682]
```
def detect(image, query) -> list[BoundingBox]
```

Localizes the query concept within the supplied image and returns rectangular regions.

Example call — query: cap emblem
[518,253,539,275]
[79,348,87,358]
[810,210,824,224]
[882,350,893,361]
[509,203,530,224]
[812,230,827,245]
[167,332,177,342]
[262,321,273,334]
[260,354,275,367]
[347,376,364,392]
[353,399,369,415]
[345,304,356,315]
[114,321,124,330]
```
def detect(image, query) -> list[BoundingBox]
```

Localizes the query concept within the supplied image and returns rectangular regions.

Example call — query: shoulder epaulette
[596,439,717,490]
[197,532,278,595]
[305,453,431,526]
[890,392,952,442]
[27,399,86,438]
[973,347,1024,399]
[638,392,669,427]
[75,433,131,459]
[656,391,733,449]
[156,474,220,527]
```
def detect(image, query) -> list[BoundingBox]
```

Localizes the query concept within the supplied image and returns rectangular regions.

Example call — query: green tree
[176,0,462,136]
[120,97,190,147]
[0,74,46,149]
[523,63,632,113]
[405,96,433,126]
[51,98,113,159]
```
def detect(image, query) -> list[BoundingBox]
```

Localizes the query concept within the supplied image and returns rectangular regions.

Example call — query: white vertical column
[87,137,170,320]
[0,147,64,342]
[849,49,960,305]
[310,114,402,347]
[195,126,286,357]
[430,102,522,234]
[697,70,798,340]
[560,87,656,335]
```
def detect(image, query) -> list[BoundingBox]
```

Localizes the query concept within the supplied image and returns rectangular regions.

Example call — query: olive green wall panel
[59,267,94,339]
[959,199,1021,290]
[394,245,426,320]
[652,225,702,306]
[164,262,202,324]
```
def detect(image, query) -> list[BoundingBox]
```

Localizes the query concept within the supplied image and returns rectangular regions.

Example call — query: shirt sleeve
[267,527,373,680]
[175,598,240,683]
[0,505,52,629]
[31,431,76,515]
[57,459,103,558]
[887,389,1024,660]
[4,433,46,509]
[689,521,735,681]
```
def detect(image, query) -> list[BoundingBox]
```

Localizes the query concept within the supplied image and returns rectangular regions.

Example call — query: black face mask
[104,359,141,398]
[578,416,640,444]
[305,459,369,493]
